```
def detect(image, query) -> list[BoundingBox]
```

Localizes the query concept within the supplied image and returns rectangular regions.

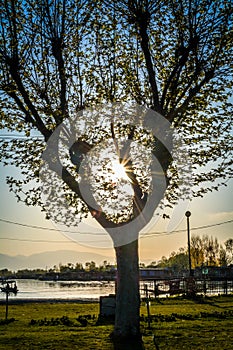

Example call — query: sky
[0,161,232,265]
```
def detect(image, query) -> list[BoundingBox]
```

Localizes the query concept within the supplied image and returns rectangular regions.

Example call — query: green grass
[0,296,232,349]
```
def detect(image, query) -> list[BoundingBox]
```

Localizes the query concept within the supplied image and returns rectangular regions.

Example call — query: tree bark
[113,239,141,341]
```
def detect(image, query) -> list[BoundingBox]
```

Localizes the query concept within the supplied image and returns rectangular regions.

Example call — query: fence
[141,278,233,298]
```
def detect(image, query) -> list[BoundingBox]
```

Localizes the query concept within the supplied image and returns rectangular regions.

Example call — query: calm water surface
[0,279,115,301]
[2,279,227,302]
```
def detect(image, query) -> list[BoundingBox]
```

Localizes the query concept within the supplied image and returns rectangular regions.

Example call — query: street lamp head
[185,211,191,217]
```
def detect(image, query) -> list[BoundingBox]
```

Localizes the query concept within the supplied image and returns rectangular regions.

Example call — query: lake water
[0,279,116,301]
[1,279,230,302]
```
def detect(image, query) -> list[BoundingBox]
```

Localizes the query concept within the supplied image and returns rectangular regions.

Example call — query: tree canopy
[0,0,232,212]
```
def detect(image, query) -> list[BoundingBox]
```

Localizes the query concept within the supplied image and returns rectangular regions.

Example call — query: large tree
[0,0,232,345]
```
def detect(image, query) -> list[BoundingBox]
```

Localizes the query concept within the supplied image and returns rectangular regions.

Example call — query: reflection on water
[0,279,115,301]
[1,279,229,301]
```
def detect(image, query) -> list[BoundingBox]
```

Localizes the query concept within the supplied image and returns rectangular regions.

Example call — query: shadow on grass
[187,294,225,308]
[96,315,115,326]
[0,318,15,325]
[112,339,146,350]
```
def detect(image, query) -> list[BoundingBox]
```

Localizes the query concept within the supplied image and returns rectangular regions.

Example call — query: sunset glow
[111,160,129,181]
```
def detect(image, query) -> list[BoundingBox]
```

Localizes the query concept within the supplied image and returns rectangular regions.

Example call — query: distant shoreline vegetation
[1,266,233,282]
[0,261,117,281]
[1,234,233,281]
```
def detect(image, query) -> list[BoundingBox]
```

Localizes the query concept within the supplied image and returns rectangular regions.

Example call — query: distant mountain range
[0,250,114,271]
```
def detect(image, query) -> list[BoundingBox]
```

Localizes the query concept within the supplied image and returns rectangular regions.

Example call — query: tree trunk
[113,239,141,341]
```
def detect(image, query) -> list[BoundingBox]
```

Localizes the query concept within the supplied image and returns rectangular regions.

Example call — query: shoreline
[0,298,99,305]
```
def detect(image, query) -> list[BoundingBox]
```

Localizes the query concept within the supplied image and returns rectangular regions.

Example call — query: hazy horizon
[0,164,232,266]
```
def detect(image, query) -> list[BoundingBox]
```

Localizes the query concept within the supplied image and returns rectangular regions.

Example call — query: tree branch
[134,8,160,112]
[44,0,68,124]
[168,69,215,123]
[4,87,36,126]
[6,56,51,140]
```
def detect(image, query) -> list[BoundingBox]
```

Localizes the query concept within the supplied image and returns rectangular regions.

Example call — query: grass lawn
[0,295,232,349]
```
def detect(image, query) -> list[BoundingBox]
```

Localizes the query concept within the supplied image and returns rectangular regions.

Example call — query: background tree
[225,238,233,265]
[154,235,232,269]
[99,260,112,271]
[191,234,205,267]
[146,261,158,268]
[218,245,228,267]
[59,263,75,273]
[0,0,232,344]
[85,261,97,272]
[190,234,232,267]
[75,262,84,271]
[156,248,189,272]
[203,235,220,266]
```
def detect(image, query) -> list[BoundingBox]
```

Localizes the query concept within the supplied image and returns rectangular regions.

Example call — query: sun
[111,160,129,181]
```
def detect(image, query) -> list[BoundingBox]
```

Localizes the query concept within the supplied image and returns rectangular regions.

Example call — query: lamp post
[185,211,193,277]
